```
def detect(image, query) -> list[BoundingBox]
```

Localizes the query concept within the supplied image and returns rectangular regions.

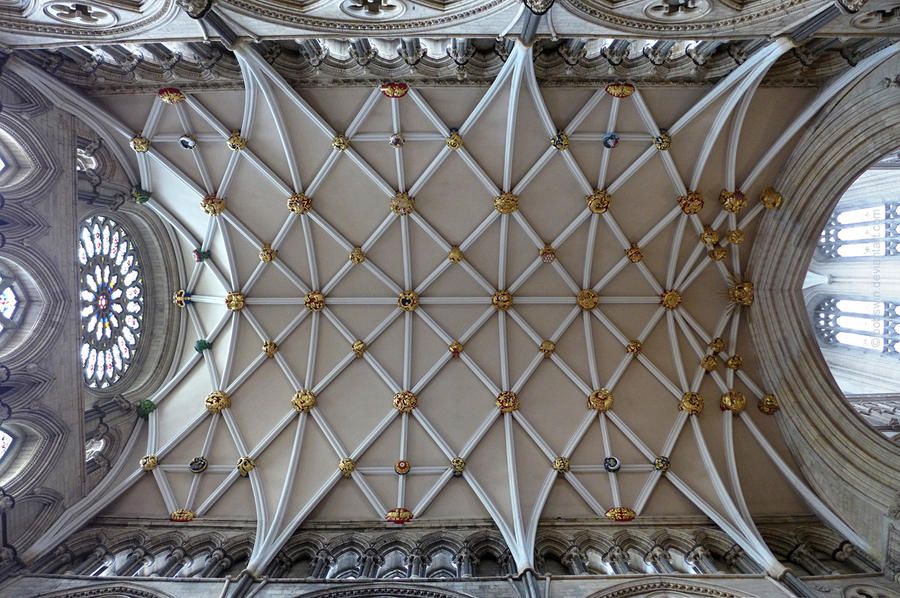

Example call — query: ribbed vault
[11,36,898,587]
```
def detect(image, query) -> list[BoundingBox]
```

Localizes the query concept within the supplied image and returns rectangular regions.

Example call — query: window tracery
[806,152,900,399]
[78,216,144,389]
[815,297,900,355]
[818,202,900,258]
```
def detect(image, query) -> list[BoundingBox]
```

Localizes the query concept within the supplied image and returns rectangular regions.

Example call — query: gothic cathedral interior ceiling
[0,1,899,598]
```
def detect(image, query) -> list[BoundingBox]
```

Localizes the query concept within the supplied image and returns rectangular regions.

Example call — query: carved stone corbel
[176,0,213,19]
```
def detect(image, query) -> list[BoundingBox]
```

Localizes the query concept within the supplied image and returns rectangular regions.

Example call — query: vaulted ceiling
[14,33,887,579]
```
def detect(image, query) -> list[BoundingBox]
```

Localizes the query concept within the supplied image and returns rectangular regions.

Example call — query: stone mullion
[207,555,233,578]
[154,548,186,577]
[199,549,229,577]
[685,545,717,574]
[34,546,74,574]
[453,544,478,578]
[560,545,588,575]
[644,545,676,574]
[724,544,764,574]
[357,547,382,578]
[603,546,630,574]
[73,546,111,575]
[114,547,147,576]
[308,549,333,579]
[827,322,894,341]
[262,553,291,578]
[498,550,514,575]
[833,540,879,573]
[787,543,833,576]
[406,549,428,578]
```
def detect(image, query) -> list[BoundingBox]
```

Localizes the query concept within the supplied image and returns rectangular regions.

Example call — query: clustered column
[560,545,588,575]
[308,549,333,578]
[200,548,232,577]
[644,545,676,573]
[453,544,478,578]
[788,543,834,576]
[358,547,383,578]
[603,546,630,574]
[724,544,763,574]
[406,549,429,578]
[685,545,717,574]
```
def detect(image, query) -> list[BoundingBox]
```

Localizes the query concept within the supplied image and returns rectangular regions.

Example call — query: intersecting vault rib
[12,37,894,577]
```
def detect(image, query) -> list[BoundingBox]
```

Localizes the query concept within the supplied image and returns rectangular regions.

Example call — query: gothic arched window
[78,215,144,389]
[75,146,98,173]
[84,437,106,462]
[806,150,900,421]
[0,429,14,462]
[0,271,23,337]
[815,298,900,355]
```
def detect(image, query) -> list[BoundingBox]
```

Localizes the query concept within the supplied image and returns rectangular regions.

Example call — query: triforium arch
[291,583,482,598]
[749,48,900,553]
[35,583,176,598]
[588,577,761,598]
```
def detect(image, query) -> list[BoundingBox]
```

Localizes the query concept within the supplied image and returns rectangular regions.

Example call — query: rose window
[78,216,144,388]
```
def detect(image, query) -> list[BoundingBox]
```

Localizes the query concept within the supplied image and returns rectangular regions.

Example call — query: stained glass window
[85,437,106,461]
[76,147,98,172]
[78,216,144,388]
[0,430,13,462]
[0,273,21,336]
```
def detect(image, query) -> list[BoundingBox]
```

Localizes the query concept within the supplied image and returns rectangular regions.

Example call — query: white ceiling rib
[11,38,899,578]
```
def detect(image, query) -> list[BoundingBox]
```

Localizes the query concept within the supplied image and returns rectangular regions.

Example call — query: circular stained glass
[78,216,144,388]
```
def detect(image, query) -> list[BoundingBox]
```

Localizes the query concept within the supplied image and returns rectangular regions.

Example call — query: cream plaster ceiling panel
[68,38,876,577]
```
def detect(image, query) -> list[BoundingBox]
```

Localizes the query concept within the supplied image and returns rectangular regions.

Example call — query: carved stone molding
[217,0,512,33]
[0,71,53,119]
[559,0,826,35]
[0,101,60,204]
[588,576,760,597]
[0,0,177,40]
[843,584,900,598]
[34,582,176,598]
[12,37,894,98]
[176,0,212,18]
[294,583,493,597]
